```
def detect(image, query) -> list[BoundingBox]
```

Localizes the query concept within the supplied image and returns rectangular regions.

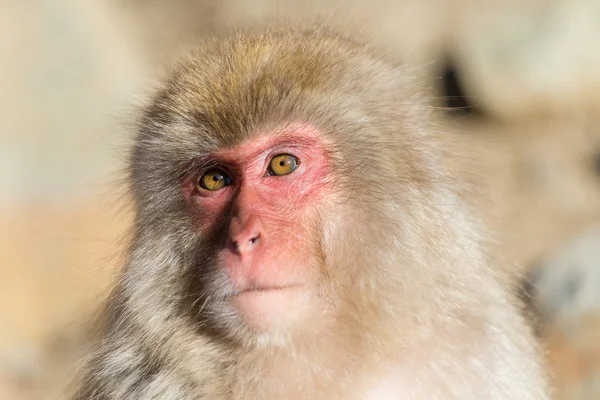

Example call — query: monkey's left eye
[199,169,231,191]
[268,154,299,176]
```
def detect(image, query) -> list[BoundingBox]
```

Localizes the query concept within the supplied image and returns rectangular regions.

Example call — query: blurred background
[1,0,599,398]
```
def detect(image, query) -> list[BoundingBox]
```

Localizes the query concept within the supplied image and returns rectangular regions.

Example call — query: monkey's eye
[199,169,231,191]
[268,154,299,176]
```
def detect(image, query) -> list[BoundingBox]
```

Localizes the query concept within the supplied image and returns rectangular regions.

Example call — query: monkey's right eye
[199,169,231,191]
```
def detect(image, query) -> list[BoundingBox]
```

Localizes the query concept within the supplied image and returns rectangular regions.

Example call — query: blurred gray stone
[453,0,600,119]
[531,226,600,326]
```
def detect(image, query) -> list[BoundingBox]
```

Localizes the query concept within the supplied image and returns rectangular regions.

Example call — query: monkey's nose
[232,233,261,254]
[228,216,263,255]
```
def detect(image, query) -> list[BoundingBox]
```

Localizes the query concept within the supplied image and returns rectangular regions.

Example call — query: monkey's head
[127,27,472,349]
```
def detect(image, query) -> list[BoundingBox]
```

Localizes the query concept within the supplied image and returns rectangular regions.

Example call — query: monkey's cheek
[231,287,311,332]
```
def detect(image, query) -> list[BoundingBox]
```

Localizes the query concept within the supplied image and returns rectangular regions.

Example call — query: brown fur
[74,25,549,400]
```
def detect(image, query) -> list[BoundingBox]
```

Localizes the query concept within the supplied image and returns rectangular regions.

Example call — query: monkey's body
[75,26,549,399]
[78,309,545,399]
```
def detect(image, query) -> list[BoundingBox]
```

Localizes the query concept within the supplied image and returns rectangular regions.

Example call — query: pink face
[183,126,332,332]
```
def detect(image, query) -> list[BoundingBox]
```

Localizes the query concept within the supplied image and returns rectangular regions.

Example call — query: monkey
[73,25,550,400]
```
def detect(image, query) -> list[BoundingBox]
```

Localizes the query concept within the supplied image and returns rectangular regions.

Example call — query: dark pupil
[212,175,221,181]
[279,160,285,166]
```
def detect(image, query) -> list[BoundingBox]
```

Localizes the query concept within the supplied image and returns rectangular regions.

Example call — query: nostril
[246,233,261,251]
[231,232,261,254]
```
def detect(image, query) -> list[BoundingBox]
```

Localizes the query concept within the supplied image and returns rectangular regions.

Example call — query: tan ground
[0,196,130,399]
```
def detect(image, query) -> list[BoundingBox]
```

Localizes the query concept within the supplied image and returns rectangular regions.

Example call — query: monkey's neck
[215,322,398,400]
[224,346,361,399]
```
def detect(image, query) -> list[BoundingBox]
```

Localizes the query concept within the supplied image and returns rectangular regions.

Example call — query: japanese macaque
[74,25,550,399]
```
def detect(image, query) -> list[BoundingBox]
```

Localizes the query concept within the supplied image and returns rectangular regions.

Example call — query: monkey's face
[131,29,438,346]
[181,125,336,337]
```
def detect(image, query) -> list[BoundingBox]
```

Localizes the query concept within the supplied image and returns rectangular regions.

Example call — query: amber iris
[269,154,298,176]
[200,169,230,191]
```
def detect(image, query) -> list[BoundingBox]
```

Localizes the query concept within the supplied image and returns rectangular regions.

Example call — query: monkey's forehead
[144,27,415,149]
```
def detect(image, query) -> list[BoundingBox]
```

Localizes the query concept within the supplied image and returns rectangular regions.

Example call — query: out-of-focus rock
[447,117,600,274]
[0,0,147,204]
[531,226,600,327]
[519,216,600,400]
[451,0,600,119]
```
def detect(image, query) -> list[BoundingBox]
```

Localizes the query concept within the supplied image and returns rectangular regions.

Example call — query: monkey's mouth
[233,284,303,296]
[230,284,309,330]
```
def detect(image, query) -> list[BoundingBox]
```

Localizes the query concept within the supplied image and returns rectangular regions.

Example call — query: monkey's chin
[232,286,310,333]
